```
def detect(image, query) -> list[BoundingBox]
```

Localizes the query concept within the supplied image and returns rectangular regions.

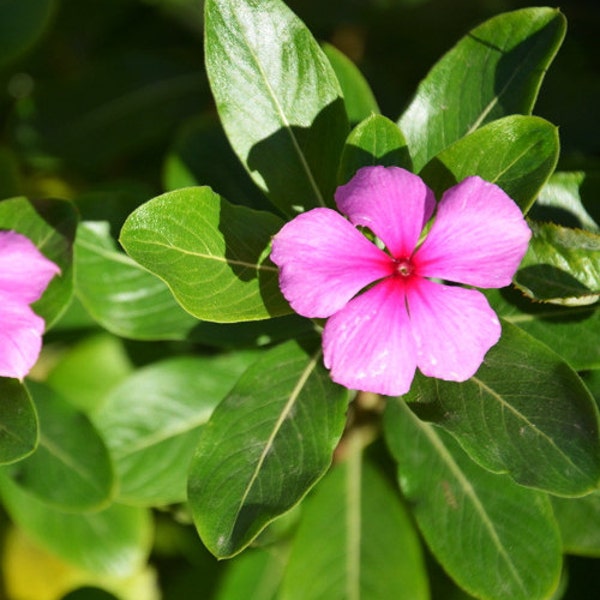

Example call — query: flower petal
[406,278,501,382]
[0,294,45,380]
[335,166,435,257]
[415,177,531,288]
[0,231,61,303]
[271,208,393,318]
[323,278,418,396]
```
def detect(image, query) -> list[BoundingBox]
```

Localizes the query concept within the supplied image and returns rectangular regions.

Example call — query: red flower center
[394,257,414,278]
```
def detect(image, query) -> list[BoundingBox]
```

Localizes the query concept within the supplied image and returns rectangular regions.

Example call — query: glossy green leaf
[515,221,600,305]
[188,339,349,558]
[0,473,152,577]
[93,353,258,506]
[120,187,290,323]
[0,379,38,465]
[384,398,562,600]
[216,548,286,600]
[0,0,55,66]
[280,443,428,600]
[163,115,270,211]
[76,221,200,340]
[406,321,600,497]
[0,197,77,327]
[551,492,600,557]
[420,115,559,213]
[4,382,115,511]
[46,333,133,414]
[488,287,600,371]
[399,7,566,171]
[323,43,380,124]
[530,171,600,232]
[204,0,348,214]
[338,114,412,185]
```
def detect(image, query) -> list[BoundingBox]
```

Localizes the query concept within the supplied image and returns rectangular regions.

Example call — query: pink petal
[0,294,45,380]
[406,277,501,382]
[271,208,393,318]
[0,231,61,303]
[322,278,418,396]
[335,166,436,257]
[415,177,531,288]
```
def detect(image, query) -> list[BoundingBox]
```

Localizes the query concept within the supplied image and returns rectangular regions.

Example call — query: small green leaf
[76,221,200,340]
[93,354,258,506]
[399,7,566,171]
[488,287,600,371]
[120,187,290,323]
[515,221,600,305]
[551,492,600,557]
[4,382,115,511]
[0,197,77,327]
[384,398,562,600]
[323,43,380,124]
[407,321,600,497]
[280,442,428,600]
[188,339,349,558]
[0,473,152,577]
[338,114,412,185]
[420,115,559,213]
[205,0,348,214]
[530,171,600,232]
[0,379,38,465]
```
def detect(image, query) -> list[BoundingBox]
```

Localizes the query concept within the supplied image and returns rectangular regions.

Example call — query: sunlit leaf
[204,0,348,214]
[399,7,566,171]
[120,187,290,323]
[188,339,349,557]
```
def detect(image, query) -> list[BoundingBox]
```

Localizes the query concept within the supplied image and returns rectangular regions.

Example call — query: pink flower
[0,231,60,380]
[271,166,531,396]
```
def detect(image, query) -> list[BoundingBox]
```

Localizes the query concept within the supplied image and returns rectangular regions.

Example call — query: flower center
[394,257,414,278]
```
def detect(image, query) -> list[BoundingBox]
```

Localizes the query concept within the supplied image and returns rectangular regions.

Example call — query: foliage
[1,0,599,599]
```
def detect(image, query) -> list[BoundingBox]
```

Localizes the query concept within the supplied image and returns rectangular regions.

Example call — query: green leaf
[322,43,380,124]
[384,398,562,600]
[93,353,258,506]
[406,321,600,497]
[4,382,115,511]
[120,187,290,323]
[0,197,77,327]
[188,339,349,558]
[0,473,152,577]
[204,0,348,215]
[399,7,566,171]
[0,0,55,67]
[216,548,285,600]
[488,287,600,371]
[515,221,600,305]
[46,333,133,414]
[0,379,38,465]
[338,114,412,185]
[280,441,428,600]
[163,115,271,211]
[76,221,200,340]
[420,115,559,213]
[551,492,600,557]
[529,171,600,232]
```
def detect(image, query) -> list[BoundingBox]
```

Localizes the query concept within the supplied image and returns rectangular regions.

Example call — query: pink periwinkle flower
[0,231,60,380]
[271,166,531,396]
